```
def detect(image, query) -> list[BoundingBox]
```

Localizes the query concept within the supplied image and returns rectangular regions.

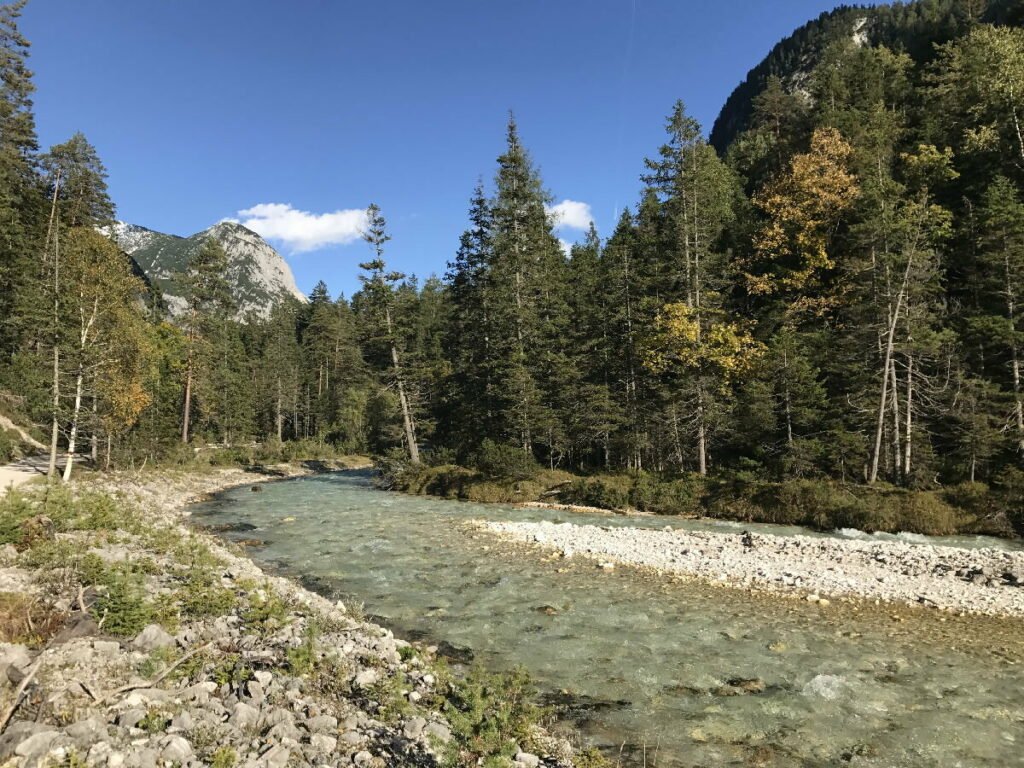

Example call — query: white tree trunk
[62,368,84,482]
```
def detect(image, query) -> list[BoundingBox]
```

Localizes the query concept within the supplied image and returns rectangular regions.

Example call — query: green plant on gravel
[178,573,237,619]
[92,566,153,637]
[440,665,543,768]
[0,489,38,546]
[286,620,320,677]
[172,537,223,570]
[138,646,180,679]
[209,746,237,768]
[573,748,614,768]
[210,653,253,688]
[307,652,353,698]
[367,669,413,725]
[151,592,181,633]
[242,591,290,633]
[138,709,170,734]
[51,749,89,768]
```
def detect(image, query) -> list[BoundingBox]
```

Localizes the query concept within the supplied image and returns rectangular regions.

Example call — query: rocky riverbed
[479,518,1024,617]
[0,466,575,768]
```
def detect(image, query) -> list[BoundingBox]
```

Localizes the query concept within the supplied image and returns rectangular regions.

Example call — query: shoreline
[474,517,1024,618]
[0,464,576,768]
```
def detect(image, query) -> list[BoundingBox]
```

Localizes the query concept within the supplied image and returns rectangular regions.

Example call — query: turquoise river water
[190,470,1024,767]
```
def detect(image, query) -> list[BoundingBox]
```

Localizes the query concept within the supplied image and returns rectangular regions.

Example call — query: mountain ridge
[110,220,307,320]
[709,0,1024,152]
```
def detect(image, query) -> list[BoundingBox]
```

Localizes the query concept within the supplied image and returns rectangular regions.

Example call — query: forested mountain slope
[710,0,1024,152]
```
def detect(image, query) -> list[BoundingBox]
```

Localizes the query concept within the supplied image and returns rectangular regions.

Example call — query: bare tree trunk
[696,382,707,476]
[782,348,794,447]
[45,174,62,480]
[48,347,60,480]
[385,307,419,463]
[62,367,85,482]
[181,357,193,443]
[869,257,913,484]
[90,390,98,465]
[889,356,902,484]
[275,376,284,442]
[903,354,913,479]
[1004,252,1024,453]
[670,406,684,470]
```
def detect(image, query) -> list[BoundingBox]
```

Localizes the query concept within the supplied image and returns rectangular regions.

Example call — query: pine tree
[0,1,40,356]
[445,184,495,446]
[487,117,564,453]
[642,101,743,473]
[179,238,233,443]
[358,204,419,463]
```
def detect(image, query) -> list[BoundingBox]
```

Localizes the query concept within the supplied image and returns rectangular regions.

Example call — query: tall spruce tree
[179,238,233,443]
[358,204,419,463]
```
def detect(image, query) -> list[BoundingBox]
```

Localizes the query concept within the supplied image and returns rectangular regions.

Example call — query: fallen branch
[0,657,43,733]
[92,643,211,706]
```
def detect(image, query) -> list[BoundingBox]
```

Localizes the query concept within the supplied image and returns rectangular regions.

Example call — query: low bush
[441,664,544,768]
[632,473,706,515]
[93,566,153,637]
[467,440,539,482]
[562,476,631,510]
[178,573,237,618]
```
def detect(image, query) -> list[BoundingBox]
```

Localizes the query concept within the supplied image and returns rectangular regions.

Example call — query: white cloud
[558,238,573,256]
[547,199,593,230]
[236,203,368,253]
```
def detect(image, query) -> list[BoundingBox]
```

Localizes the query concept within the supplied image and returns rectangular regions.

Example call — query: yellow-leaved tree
[60,228,153,480]
[747,126,859,317]
[642,302,764,474]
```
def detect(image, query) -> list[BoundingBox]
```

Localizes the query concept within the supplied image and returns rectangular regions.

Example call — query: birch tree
[59,229,150,480]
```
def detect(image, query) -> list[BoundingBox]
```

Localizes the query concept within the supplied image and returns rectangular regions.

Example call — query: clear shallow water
[191,471,1024,767]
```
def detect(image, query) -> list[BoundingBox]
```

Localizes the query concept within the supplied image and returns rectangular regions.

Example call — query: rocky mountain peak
[109,220,307,320]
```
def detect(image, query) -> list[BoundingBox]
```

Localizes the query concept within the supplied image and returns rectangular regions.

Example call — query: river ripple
[191,471,1024,768]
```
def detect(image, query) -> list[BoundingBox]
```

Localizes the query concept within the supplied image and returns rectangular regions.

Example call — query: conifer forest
[6,0,1024,536]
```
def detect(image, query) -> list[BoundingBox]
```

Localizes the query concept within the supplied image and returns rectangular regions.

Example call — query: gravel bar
[478,519,1024,617]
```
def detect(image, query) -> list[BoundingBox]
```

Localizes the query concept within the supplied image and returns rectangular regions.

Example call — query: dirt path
[0,454,56,492]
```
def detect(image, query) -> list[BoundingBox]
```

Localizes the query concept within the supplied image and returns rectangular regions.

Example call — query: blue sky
[23,0,871,299]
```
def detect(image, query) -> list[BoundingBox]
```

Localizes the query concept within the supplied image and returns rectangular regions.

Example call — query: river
[190,470,1024,767]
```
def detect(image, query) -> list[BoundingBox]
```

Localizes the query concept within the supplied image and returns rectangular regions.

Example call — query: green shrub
[425,447,458,466]
[468,440,538,482]
[0,429,22,463]
[763,479,857,529]
[632,473,706,515]
[894,491,964,536]
[574,748,614,768]
[367,670,413,724]
[209,746,237,768]
[0,489,42,546]
[441,665,543,768]
[179,574,237,618]
[138,709,169,734]
[242,592,290,633]
[286,621,320,677]
[562,476,631,510]
[93,567,153,637]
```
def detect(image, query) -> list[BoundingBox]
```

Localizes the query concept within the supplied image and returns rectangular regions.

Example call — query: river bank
[0,464,579,768]
[477,517,1024,617]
